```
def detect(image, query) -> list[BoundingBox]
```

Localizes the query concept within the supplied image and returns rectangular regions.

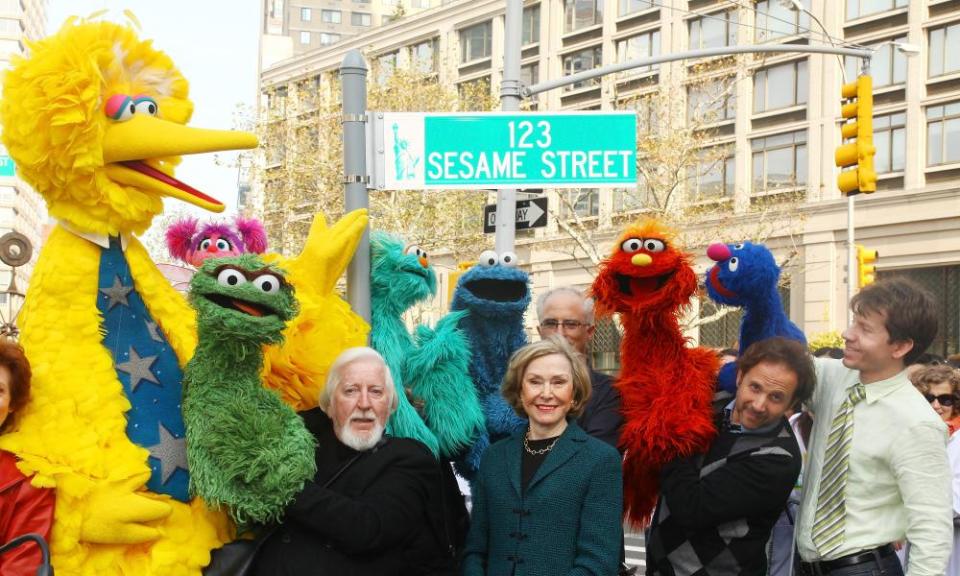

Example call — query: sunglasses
[924,393,956,407]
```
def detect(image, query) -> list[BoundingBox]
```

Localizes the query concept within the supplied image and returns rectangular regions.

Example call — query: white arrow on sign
[517,200,545,226]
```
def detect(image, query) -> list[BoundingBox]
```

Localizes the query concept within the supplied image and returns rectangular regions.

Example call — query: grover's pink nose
[707,243,731,262]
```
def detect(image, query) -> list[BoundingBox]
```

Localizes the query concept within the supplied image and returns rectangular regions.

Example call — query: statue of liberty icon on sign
[392,122,420,180]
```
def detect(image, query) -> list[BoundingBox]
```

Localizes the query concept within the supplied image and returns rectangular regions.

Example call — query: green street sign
[0,155,14,178]
[377,112,637,190]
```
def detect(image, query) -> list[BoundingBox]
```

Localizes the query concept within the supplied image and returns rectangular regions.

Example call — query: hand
[287,209,368,296]
[80,475,172,544]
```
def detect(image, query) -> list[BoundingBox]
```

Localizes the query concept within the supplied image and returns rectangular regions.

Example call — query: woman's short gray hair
[319,347,399,413]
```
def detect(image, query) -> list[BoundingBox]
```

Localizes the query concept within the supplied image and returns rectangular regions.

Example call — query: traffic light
[856,244,878,288]
[445,261,475,305]
[835,75,876,196]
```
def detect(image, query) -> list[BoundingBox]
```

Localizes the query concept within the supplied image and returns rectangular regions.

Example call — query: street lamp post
[0,232,32,340]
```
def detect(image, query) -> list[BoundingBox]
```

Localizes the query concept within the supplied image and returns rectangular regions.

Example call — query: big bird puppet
[591,219,719,527]
[0,18,368,575]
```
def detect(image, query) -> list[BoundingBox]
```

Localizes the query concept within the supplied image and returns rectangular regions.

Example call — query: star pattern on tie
[116,346,160,391]
[145,320,164,343]
[99,275,133,310]
[148,423,188,485]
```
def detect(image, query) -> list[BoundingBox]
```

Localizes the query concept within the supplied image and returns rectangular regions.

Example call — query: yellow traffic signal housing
[856,245,878,288]
[835,75,877,196]
[445,261,476,305]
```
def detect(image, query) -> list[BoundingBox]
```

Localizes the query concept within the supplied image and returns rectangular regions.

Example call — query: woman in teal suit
[462,335,623,576]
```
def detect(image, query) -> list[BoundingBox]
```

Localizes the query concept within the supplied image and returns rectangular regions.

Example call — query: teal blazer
[462,422,623,576]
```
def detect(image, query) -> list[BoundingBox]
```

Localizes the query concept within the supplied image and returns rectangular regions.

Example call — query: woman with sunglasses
[911,364,960,575]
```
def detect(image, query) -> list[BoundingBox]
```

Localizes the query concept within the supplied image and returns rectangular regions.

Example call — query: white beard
[336,409,385,451]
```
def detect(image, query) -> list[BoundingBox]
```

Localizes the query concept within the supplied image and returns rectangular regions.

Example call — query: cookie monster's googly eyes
[499,251,518,267]
[643,239,666,253]
[733,243,745,250]
[105,94,136,121]
[253,274,282,294]
[621,238,642,253]
[728,257,739,272]
[479,250,498,266]
[133,96,159,117]
[217,268,247,287]
[216,238,231,251]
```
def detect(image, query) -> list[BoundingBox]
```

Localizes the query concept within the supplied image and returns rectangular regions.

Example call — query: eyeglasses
[540,320,589,331]
[924,393,956,407]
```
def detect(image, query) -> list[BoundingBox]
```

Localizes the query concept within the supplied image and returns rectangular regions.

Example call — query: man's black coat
[254,408,461,576]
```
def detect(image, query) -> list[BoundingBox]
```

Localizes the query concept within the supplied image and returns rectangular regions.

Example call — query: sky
[46,1,261,217]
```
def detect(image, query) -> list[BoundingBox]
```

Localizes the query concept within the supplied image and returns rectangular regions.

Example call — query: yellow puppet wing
[0,227,229,575]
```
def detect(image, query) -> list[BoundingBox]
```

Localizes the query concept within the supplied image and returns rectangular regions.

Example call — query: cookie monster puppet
[450,249,530,477]
[369,231,484,458]
[705,241,806,393]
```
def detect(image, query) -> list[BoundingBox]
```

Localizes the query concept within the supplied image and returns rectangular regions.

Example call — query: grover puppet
[705,241,806,393]
[591,218,719,526]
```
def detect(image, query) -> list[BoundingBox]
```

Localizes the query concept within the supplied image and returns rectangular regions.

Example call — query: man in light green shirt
[796,278,952,576]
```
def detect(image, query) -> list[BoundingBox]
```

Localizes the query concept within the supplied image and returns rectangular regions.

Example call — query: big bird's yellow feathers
[0,18,367,575]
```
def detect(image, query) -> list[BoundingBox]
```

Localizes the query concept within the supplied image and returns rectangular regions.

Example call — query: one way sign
[483,197,548,234]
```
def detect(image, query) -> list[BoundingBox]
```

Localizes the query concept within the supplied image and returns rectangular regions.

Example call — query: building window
[460,21,492,63]
[689,10,737,50]
[300,7,311,21]
[616,29,660,76]
[458,76,491,109]
[613,187,649,212]
[880,266,960,356]
[351,12,371,26]
[522,4,541,45]
[564,0,602,34]
[846,0,908,21]
[412,38,438,73]
[321,9,342,24]
[752,130,807,193]
[687,76,736,123]
[929,23,960,79]
[687,148,735,198]
[873,112,905,173]
[927,101,960,167]
[619,0,651,16]
[562,46,603,91]
[753,60,808,113]
[376,51,398,84]
[754,0,809,41]
[319,32,340,45]
[299,31,311,45]
[562,189,600,218]
[520,62,540,87]
[845,37,906,88]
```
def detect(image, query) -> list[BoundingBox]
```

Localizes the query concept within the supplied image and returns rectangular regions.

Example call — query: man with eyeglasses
[536,287,623,450]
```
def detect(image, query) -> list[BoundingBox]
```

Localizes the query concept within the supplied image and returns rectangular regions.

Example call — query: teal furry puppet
[370,231,484,458]
[183,254,316,526]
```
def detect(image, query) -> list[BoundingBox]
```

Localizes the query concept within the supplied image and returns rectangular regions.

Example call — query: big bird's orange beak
[101,114,258,212]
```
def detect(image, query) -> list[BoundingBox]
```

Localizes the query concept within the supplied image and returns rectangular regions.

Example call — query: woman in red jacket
[0,339,54,575]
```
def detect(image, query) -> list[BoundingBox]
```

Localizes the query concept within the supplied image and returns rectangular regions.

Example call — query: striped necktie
[811,382,867,556]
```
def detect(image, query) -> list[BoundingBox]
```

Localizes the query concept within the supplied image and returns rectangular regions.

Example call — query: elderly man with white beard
[254,347,460,576]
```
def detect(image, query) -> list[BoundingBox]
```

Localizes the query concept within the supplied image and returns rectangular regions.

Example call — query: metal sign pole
[341,50,371,324]
[495,0,523,255]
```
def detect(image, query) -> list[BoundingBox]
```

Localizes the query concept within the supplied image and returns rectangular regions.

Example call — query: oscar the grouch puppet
[183,254,316,526]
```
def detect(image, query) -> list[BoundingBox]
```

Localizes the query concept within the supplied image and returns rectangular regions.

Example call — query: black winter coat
[254,408,461,576]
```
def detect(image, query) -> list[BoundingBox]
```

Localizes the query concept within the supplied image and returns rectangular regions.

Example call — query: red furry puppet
[591,218,719,527]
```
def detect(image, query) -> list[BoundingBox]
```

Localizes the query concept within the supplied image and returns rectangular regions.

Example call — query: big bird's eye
[215,238,231,251]
[621,238,642,253]
[479,250,498,266]
[644,239,666,253]
[499,251,518,267]
[728,257,740,272]
[217,268,247,287]
[199,239,212,251]
[133,96,159,116]
[253,274,282,294]
[104,94,136,121]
